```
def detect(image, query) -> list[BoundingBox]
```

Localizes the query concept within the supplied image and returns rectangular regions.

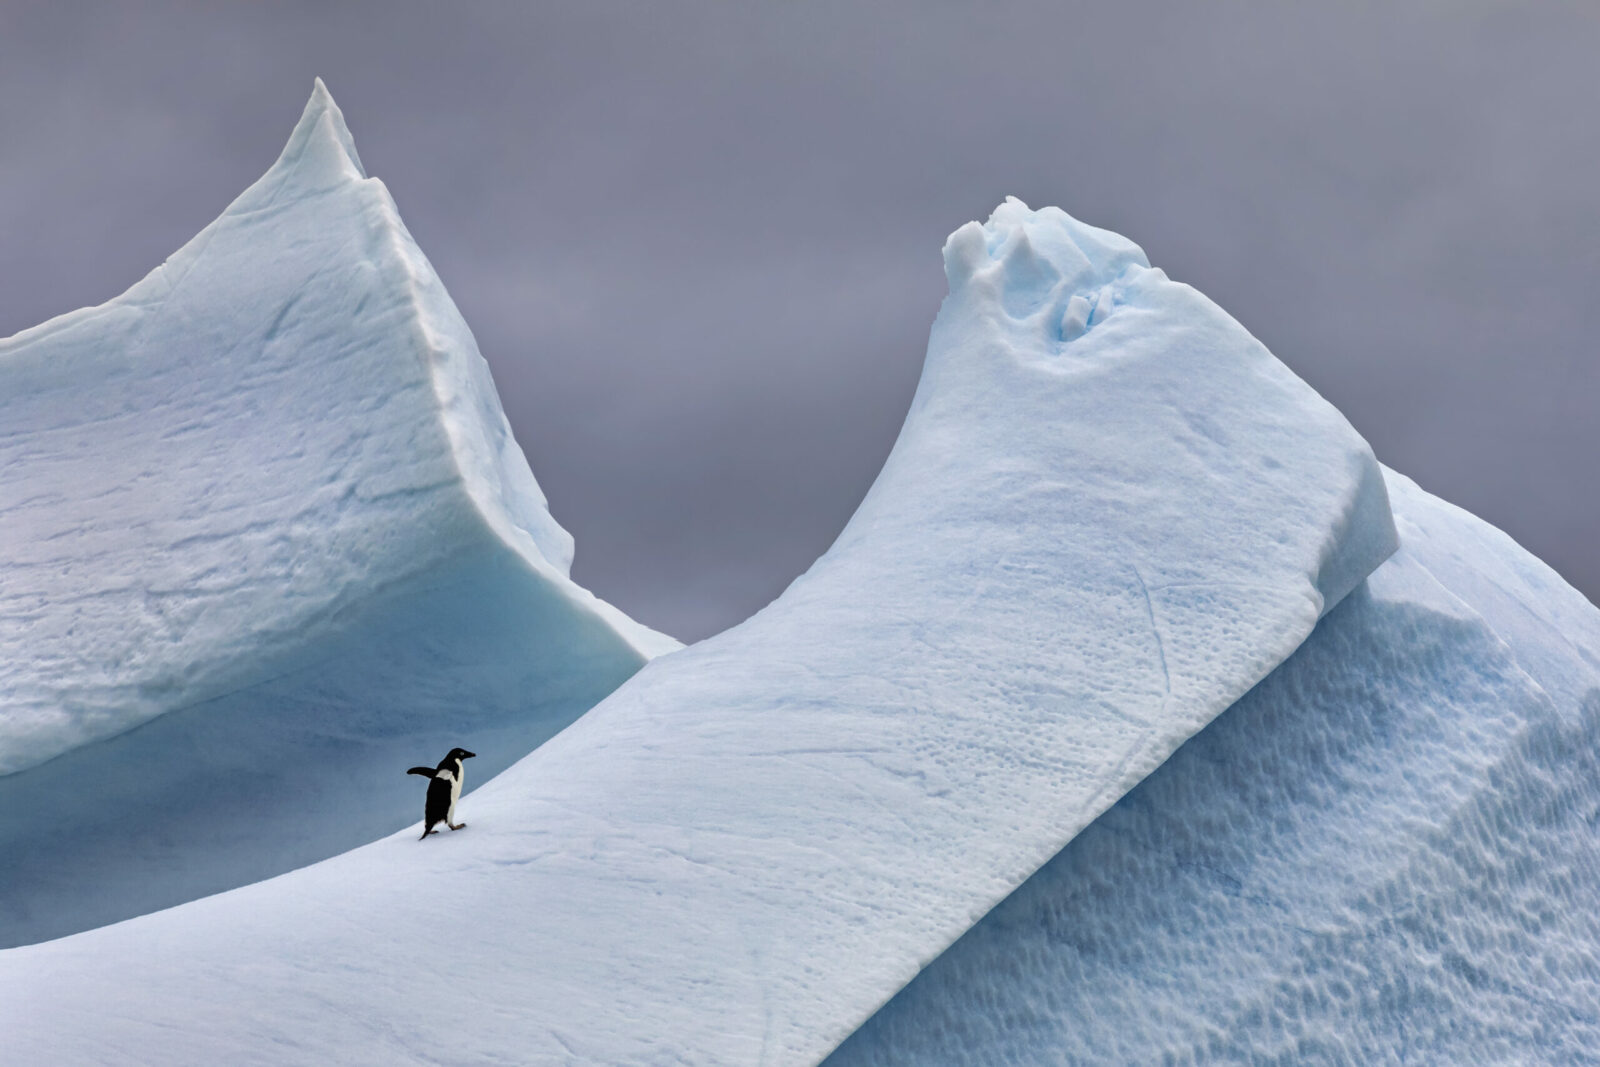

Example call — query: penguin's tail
[406,767,436,777]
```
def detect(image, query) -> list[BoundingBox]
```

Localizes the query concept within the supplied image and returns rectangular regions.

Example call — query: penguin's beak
[463,750,476,759]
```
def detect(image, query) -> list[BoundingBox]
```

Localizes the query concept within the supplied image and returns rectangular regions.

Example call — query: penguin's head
[447,747,476,762]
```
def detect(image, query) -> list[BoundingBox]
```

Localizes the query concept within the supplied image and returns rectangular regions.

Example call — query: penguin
[407,747,476,839]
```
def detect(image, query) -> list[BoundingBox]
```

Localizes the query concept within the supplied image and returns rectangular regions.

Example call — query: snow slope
[0,189,1394,1063]
[0,82,673,948]
[829,469,1600,1064]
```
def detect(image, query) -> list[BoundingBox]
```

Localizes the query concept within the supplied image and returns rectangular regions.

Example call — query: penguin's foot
[449,822,466,831]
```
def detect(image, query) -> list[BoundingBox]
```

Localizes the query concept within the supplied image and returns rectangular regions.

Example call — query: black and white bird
[406,747,476,839]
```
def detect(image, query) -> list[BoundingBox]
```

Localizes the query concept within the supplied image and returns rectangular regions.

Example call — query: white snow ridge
[5,83,1600,1066]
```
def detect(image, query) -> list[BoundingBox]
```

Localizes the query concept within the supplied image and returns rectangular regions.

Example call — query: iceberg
[0,82,674,947]
[7,82,1594,1066]
[0,106,1402,1062]
[829,469,1600,1064]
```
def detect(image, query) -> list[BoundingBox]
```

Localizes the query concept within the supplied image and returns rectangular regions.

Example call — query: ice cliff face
[829,470,1600,1064]
[3,165,1402,1059]
[0,82,674,947]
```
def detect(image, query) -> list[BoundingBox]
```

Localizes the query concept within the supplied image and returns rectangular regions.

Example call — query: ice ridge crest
[238,77,366,205]
[943,196,1150,346]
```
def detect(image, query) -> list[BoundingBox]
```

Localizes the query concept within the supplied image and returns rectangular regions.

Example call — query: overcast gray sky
[2,2,1595,640]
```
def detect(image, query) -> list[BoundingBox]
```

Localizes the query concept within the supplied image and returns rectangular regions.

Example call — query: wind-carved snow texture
[829,469,1600,1065]
[0,177,1395,1062]
[0,82,674,948]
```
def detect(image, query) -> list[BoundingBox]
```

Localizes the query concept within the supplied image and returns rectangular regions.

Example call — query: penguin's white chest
[446,767,464,820]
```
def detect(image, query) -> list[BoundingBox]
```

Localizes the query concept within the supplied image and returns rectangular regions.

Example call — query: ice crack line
[1131,562,1171,704]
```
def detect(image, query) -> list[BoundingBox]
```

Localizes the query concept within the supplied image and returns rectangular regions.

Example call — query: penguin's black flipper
[406,766,436,777]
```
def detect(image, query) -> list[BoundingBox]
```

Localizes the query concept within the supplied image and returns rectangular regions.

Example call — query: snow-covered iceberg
[0,177,1400,1058]
[0,82,674,947]
[829,469,1600,1064]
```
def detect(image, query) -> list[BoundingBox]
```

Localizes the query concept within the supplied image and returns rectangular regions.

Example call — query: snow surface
[0,144,1396,1063]
[0,82,673,947]
[828,468,1600,1064]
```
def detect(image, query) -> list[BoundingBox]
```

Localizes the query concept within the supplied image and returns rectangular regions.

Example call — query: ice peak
[234,79,367,209]
[942,198,1149,309]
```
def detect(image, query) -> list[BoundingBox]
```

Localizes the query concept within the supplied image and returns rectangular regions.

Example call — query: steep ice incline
[830,470,1600,1064]
[0,82,673,947]
[2,198,1393,1062]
